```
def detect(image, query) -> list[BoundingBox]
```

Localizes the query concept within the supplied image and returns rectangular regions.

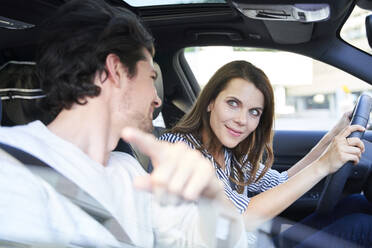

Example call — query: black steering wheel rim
[316,93,372,214]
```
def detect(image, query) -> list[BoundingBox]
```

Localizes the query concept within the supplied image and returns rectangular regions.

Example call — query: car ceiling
[0,0,354,51]
[0,0,371,84]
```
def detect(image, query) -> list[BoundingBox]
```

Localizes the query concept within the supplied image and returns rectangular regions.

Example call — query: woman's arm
[286,111,352,177]
[243,124,364,231]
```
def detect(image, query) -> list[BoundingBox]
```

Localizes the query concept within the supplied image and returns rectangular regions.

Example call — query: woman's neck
[201,128,225,170]
[214,150,226,170]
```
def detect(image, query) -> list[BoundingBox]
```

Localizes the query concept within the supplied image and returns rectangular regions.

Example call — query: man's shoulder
[109,151,138,162]
[0,121,44,141]
[108,151,147,176]
[0,121,52,156]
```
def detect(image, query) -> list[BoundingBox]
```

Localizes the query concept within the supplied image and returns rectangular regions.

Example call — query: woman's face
[207,78,265,148]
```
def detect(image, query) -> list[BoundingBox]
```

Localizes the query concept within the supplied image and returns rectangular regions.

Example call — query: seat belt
[0,142,134,247]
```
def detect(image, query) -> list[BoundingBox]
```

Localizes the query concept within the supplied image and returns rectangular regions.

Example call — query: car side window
[341,5,372,56]
[184,46,372,130]
[153,112,165,128]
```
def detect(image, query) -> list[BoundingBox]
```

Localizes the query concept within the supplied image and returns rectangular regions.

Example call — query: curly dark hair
[36,0,154,116]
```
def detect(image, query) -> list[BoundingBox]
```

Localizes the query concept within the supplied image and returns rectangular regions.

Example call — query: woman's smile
[225,125,243,137]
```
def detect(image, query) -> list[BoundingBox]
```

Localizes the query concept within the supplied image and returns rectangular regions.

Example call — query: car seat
[0,61,51,126]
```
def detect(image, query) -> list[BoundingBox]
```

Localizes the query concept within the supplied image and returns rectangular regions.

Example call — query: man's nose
[154,93,162,108]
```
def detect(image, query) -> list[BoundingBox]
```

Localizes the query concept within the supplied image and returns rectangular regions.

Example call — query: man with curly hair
[0,0,246,247]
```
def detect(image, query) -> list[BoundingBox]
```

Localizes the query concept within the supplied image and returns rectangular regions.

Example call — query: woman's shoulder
[158,132,187,143]
[159,132,199,150]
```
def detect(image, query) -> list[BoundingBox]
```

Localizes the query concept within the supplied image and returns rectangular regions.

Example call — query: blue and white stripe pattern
[159,132,288,214]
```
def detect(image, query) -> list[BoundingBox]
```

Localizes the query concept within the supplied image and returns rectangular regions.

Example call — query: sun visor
[231,3,330,22]
[230,2,330,44]
[263,20,314,44]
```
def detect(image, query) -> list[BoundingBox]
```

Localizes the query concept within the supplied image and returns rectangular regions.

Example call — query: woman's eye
[227,100,238,107]
[250,109,261,117]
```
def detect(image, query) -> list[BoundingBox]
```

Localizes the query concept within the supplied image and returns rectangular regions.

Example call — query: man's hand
[122,127,224,202]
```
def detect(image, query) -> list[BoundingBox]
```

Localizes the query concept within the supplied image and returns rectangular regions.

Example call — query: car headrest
[153,62,163,120]
[0,61,50,126]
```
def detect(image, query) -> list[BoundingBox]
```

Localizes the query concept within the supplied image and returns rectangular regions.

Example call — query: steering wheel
[316,93,372,214]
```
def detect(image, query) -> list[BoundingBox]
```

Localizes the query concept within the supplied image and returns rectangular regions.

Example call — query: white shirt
[0,121,247,248]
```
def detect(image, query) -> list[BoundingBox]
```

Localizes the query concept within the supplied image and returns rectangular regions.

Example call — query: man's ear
[105,53,126,88]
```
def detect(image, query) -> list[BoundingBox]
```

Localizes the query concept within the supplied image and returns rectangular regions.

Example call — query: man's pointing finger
[121,127,160,160]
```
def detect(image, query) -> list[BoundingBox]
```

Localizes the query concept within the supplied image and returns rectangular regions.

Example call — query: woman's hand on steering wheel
[318,124,365,175]
[328,111,353,137]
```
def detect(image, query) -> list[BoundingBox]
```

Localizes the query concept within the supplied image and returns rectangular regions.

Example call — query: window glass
[340,5,372,55]
[153,112,166,128]
[184,46,372,130]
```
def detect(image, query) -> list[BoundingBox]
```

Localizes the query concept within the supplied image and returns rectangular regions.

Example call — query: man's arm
[122,128,246,247]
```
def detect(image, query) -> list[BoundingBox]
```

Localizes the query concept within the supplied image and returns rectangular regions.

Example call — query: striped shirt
[159,132,288,214]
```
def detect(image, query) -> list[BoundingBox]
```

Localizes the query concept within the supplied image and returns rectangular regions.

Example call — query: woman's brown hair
[170,60,275,193]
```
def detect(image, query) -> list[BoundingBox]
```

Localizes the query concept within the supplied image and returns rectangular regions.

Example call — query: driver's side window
[184,46,372,130]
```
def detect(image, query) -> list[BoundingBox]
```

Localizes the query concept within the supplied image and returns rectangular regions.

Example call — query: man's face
[117,49,161,133]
